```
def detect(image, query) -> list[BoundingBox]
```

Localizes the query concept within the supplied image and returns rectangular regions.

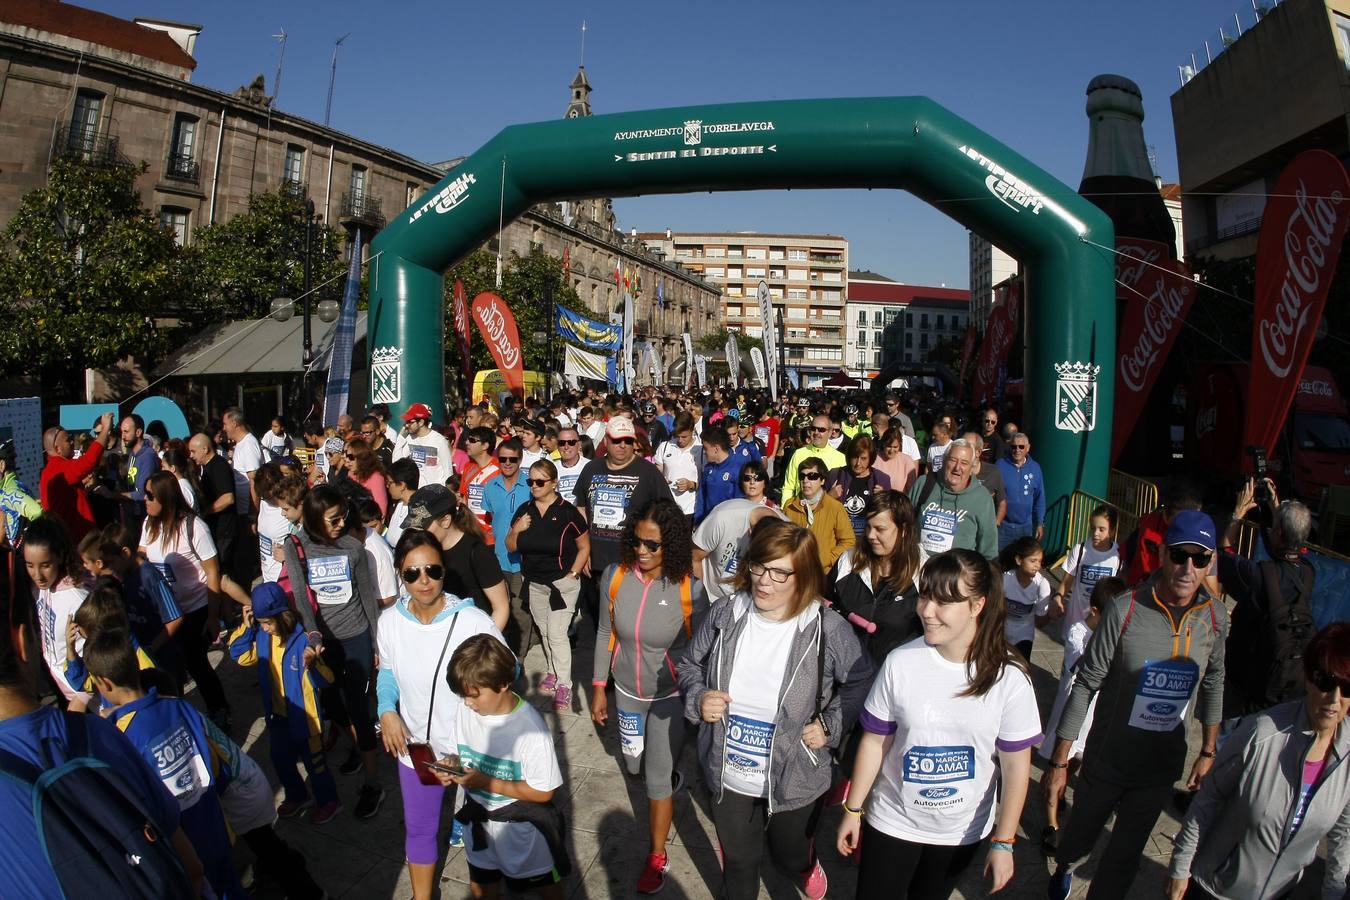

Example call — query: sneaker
[309,801,342,825]
[636,851,669,894]
[338,749,363,776]
[277,798,311,818]
[801,860,828,900]
[1040,825,1058,856]
[355,783,386,819]
[553,683,572,713]
[539,673,558,695]
[448,818,465,848]
[1047,865,1073,900]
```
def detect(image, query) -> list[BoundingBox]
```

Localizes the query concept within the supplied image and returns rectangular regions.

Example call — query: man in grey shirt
[962,432,1007,527]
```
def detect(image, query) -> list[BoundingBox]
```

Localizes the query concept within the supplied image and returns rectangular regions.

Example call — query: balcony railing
[280,178,308,200]
[165,152,200,183]
[340,190,385,229]
[1186,215,1261,254]
[53,125,127,166]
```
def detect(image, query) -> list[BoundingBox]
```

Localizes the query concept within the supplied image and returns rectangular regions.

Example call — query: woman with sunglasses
[679,520,874,900]
[343,437,389,518]
[282,483,385,819]
[591,497,699,895]
[737,459,777,508]
[784,457,855,571]
[506,459,589,712]
[1168,622,1350,900]
[377,529,505,900]
[825,435,892,539]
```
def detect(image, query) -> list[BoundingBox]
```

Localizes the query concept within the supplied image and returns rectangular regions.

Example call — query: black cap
[404,485,456,529]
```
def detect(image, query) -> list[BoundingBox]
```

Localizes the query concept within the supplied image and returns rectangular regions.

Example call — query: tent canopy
[152,313,367,378]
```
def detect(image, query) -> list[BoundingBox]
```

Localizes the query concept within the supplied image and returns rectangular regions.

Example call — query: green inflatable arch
[367,97,1115,529]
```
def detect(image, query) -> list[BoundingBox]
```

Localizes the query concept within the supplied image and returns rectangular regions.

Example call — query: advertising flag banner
[725,333,741,387]
[323,229,363,427]
[958,323,979,399]
[758,280,778,401]
[682,333,695,388]
[971,291,1012,407]
[1109,238,1198,462]
[1244,149,1350,458]
[695,355,708,387]
[452,279,474,394]
[556,306,621,350]
[750,346,767,386]
[563,343,608,383]
[622,293,635,391]
[471,291,524,399]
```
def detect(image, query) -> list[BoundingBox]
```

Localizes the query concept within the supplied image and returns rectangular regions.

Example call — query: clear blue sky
[91,0,1248,287]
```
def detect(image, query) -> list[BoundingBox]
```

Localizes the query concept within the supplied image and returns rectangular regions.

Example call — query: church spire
[565,21,592,119]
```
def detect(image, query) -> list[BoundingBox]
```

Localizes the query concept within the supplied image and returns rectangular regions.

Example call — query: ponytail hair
[918,548,1027,697]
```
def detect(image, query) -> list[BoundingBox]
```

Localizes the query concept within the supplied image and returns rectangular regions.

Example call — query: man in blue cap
[1045,509,1229,900]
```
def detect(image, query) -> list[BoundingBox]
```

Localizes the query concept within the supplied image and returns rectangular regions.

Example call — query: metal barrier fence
[1107,469,1158,520]
[1062,490,1139,567]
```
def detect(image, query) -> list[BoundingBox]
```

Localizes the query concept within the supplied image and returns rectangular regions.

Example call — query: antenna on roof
[271,27,287,105]
[324,33,351,126]
[579,20,587,68]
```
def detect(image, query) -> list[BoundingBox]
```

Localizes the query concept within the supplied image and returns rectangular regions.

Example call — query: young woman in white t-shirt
[22,516,91,707]
[837,548,1042,899]
[139,471,230,726]
[161,446,200,514]
[1000,535,1054,662]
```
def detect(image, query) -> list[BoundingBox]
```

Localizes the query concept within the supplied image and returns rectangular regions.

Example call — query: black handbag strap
[424,611,461,743]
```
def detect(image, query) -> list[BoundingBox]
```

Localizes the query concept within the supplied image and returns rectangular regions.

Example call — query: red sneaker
[801,860,828,900]
[636,851,669,894]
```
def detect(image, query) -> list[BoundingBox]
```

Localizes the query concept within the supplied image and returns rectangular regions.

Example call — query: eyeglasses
[611,437,637,446]
[1168,547,1214,569]
[628,536,663,552]
[741,473,766,483]
[400,564,445,583]
[811,426,828,433]
[558,439,579,446]
[527,478,552,488]
[497,456,520,464]
[1310,668,1350,695]
[748,562,793,583]
[801,472,824,482]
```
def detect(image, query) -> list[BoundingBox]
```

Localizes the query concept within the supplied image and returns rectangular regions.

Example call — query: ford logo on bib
[919,787,957,799]
[1148,701,1177,716]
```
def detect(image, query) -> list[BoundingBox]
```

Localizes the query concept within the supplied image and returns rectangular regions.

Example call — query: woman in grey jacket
[678,519,874,900]
[1167,622,1350,900]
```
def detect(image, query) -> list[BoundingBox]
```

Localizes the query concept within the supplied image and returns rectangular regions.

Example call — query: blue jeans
[998,519,1035,551]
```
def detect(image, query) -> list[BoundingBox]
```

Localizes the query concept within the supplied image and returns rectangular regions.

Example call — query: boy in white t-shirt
[436,634,566,898]
[1000,536,1053,661]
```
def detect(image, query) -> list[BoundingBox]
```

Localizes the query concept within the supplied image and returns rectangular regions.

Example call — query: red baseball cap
[400,403,433,422]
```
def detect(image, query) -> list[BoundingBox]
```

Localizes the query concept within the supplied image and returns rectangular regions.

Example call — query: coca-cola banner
[470,291,524,399]
[958,323,978,400]
[1244,149,1350,457]
[971,284,1018,407]
[452,280,474,396]
[1109,239,1198,463]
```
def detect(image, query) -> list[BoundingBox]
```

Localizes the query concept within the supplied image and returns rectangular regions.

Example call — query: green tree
[182,189,346,324]
[0,157,184,385]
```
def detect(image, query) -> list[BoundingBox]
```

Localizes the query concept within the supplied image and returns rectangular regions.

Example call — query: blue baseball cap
[1165,510,1217,552]
[251,582,291,619]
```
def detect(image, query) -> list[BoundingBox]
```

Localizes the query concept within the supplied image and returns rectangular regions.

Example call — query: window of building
[727,267,742,280]
[768,268,785,280]
[170,114,197,161]
[788,269,807,281]
[873,310,884,325]
[873,350,882,368]
[920,333,930,350]
[770,287,783,299]
[726,305,741,317]
[746,267,765,278]
[349,164,367,199]
[787,307,807,320]
[920,314,930,329]
[770,247,785,260]
[747,247,766,259]
[937,314,946,330]
[704,266,724,278]
[406,182,420,209]
[727,245,743,257]
[906,312,913,327]
[725,285,742,297]
[856,308,868,325]
[788,249,808,261]
[822,271,842,283]
[159,207,189,246]
[858,331,868,347]
[705,247,725,258]
[283,145,305,188]
[68,90,103,152]
[905,333,913,349]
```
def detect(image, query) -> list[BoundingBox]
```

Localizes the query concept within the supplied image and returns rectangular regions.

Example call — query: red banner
[451,280,473,394]
[958,323,979,400]
[471,291,524,399]
[1109,239,1198,463]
[971,283,1019,407]
[1244,149,1350,457]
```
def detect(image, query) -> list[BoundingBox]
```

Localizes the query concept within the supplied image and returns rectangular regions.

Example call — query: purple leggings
[398,760,454,865]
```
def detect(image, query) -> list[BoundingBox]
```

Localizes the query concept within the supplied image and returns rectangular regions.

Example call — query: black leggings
[178,606,228,715]
[710,790,823,900]
[855,821,981,900]
[320,631,378,753]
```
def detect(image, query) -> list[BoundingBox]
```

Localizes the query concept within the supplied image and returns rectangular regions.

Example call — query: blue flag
[556,306,621,351]
[323,230,363,428]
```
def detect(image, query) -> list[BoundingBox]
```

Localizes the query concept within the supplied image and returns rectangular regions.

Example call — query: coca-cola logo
[1299,379,1334,398]
[1116,240,1166,292]
[475,298,521,369]
[1119,264,1194,394]
[1194,402,1217,439]
[975,311,1012,394]
[1257,180,1342,379]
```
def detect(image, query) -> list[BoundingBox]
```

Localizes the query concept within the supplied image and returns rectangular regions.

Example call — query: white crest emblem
[683,120,703,146]
[371,346,403,405]
[1054,361,1100,433]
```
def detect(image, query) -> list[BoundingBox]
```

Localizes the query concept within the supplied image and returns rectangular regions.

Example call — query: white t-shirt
[257,501,291,583]
[520,446,545,471]
[692,499,787,604]
[231,433,262,514]
[455,696,564,878]
[140,516,218,614]
[901,433,921,462]
[364,526,398,603]
[861,637,1042,845]
[376,597,504,761]
[36,581,88,702]
[582,420,606,446]
[176,477,198,513]
[398,430,454,488]
[555,458,588,506]
[1002,570,1051,645]
[385,502,409,550]
[260,429,290,463]
[927,440,951,475]
[1063,541,1121,631]
[653,441,699,515]
[1039,621,1098,761]
[723,605,797,797]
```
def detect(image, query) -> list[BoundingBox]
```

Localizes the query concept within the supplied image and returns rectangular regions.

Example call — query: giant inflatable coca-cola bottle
[1078,74,1185,475]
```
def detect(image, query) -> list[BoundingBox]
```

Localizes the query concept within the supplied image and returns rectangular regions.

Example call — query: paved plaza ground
[215,608,1323,900]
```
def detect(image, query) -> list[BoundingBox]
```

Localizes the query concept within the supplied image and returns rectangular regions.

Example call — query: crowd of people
[0,383,1343,900]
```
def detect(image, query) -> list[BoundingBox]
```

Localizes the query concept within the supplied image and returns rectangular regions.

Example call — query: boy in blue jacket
[694,428,742,524]
[230,582,341,824]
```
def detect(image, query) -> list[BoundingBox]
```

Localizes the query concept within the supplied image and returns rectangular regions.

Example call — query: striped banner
[323,230,363,428]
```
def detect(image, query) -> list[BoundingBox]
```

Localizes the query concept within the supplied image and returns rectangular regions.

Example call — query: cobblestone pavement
[217,606,1321,900]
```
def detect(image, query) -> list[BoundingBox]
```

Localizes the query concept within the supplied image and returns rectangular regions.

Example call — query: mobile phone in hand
[424,760,468,777]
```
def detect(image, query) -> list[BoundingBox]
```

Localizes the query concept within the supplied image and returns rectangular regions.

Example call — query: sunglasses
[1012,444,1029,450]
[527,478,552,488]
[741,473,766,483]
[811,426,829,433]
[497,456,520,463]
[801,472,824,482]
[1168,547,1214,568]
[983,419,997,425]
[611,437,637,446]
[344,454,357,461]
[1310,668,1350,695]
[628,536,663,552]
[831,429,842,436]
[558,439,579,446]
[400,564,445,583]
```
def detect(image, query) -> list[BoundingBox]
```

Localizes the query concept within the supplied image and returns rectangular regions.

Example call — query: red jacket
[39,441,104,542]
[1125,508,1167,584]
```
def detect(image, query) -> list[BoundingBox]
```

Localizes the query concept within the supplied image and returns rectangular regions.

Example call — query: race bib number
[725,714,776,780]
[618,709,645,760]
[592,484,628,530]
[152,561,177,585]
[409,445,436,470]
[558,473,580,502]
[1080,563,1113,591]
[259,534,274,558]
[902,745,975,784]
[308,555,354,606]
[919,506,958,554]
[754,425,770,445]
[1128,658,1199,732]
[151,724,211,808]
[467,480,487,515]
[1006,598,1036,620]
